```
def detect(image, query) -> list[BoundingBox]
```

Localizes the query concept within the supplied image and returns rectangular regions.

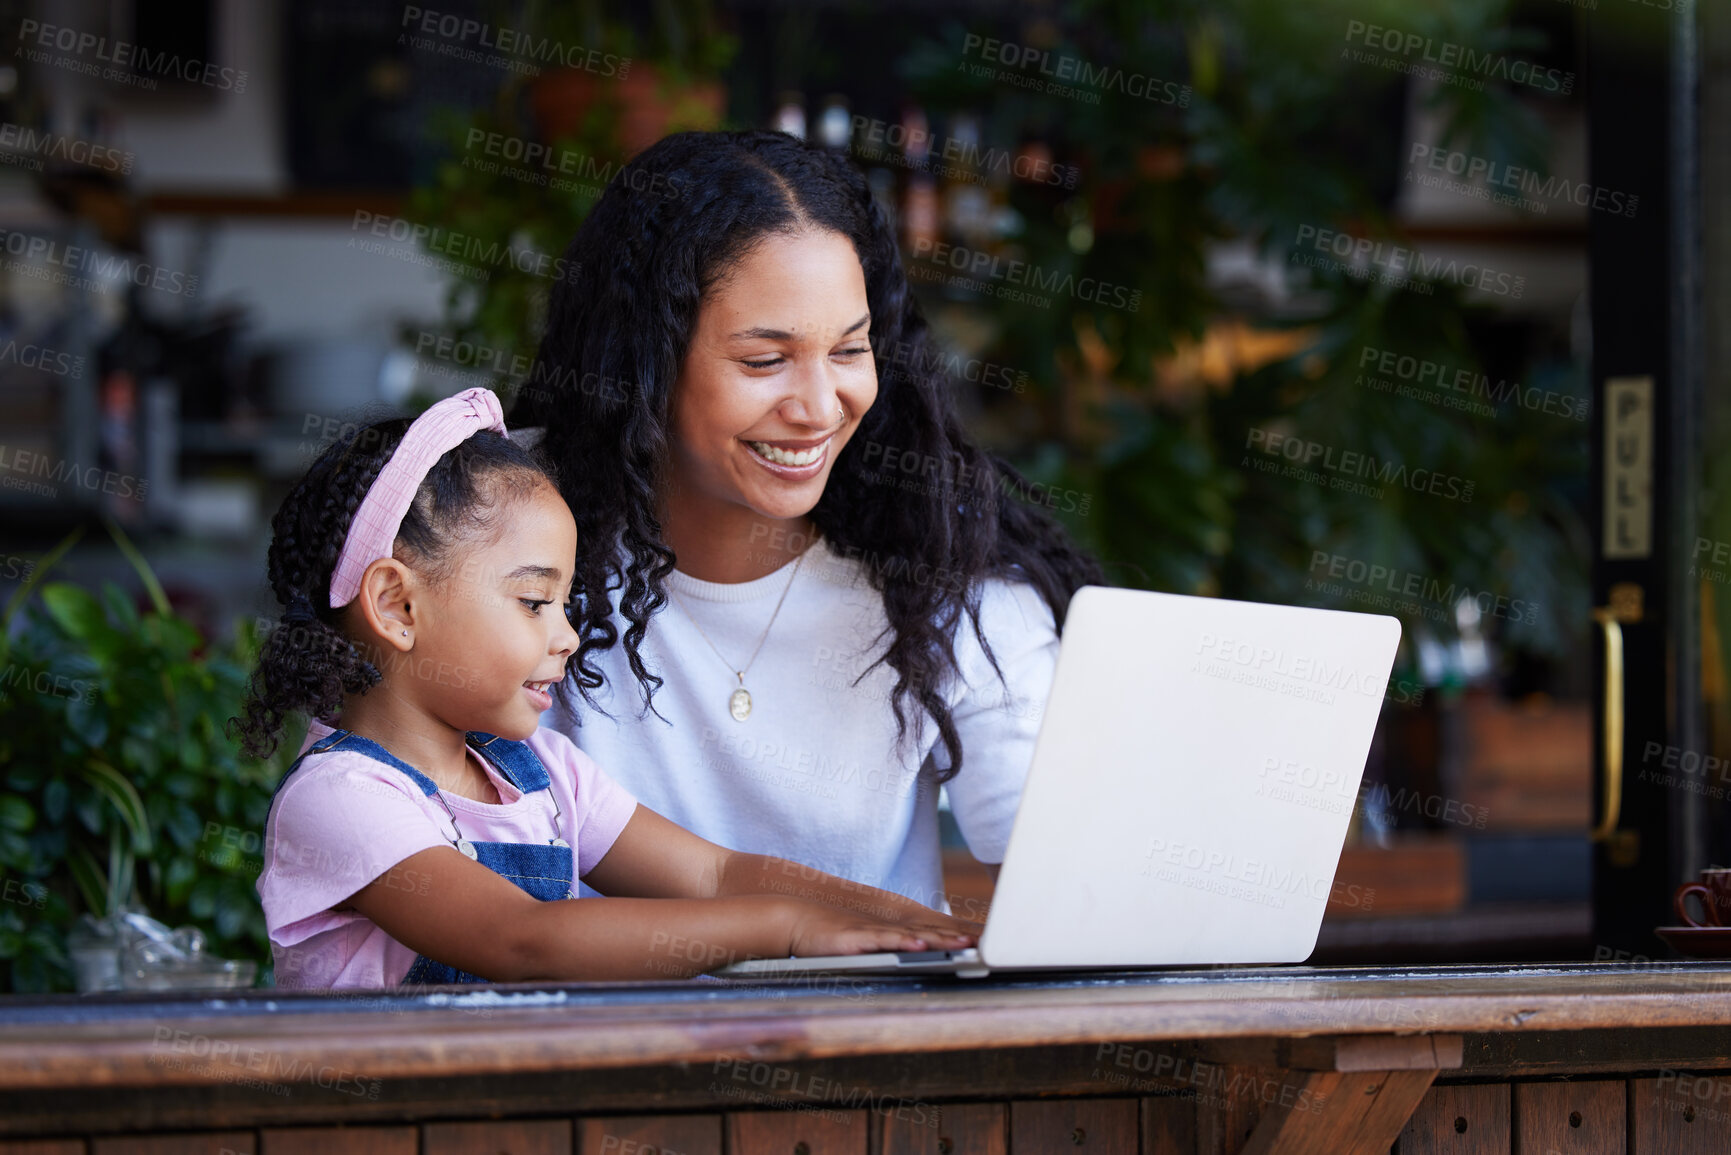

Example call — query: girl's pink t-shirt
[257,722,638,989]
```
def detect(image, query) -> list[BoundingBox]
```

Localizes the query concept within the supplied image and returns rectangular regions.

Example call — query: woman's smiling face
[666,228,877,527]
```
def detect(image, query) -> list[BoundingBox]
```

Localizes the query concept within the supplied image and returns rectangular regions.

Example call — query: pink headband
[328,387,509,608]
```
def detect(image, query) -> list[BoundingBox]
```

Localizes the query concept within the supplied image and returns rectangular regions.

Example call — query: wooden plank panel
[726,1110,866,1154]
[1195,1064,1267,1155]
[1241,1069,1436,1155]
[1631,1075,1731,1154]
[576,1116,721,1155]
[1514,1081,1623,1155]
[263,1128,416,1155]
[1396,1084,1509,1154]
[92,1137,254,1155]
[875,1102,1002,1155]
[1008,1100,1138,1152]
[423,1119,572,1155]
[0,1143,87,1155]
[1144,1096,1199,1153]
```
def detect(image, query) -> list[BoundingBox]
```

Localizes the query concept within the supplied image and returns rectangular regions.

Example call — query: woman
[512,130,1102,911]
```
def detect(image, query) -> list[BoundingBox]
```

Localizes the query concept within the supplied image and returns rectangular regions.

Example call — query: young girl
[233,388,976,988]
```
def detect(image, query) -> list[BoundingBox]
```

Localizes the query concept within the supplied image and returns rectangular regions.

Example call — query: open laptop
[716,586,1401,979]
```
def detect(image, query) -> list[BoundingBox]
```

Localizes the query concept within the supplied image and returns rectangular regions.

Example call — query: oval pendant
[456,839,478,860]
[729,686,752,721]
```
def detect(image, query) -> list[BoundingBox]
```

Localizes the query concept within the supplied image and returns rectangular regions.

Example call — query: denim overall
[274,728,575,985]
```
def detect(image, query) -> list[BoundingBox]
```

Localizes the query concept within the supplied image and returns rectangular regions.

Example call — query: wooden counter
[1,962,1729,1153]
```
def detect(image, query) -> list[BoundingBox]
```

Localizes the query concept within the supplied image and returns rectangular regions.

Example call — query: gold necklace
[666,545,810,722]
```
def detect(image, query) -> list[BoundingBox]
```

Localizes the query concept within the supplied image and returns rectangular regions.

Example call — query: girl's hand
[784,899,977,958]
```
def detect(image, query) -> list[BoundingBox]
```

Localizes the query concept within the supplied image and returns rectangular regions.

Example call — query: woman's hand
[784,899,977,958]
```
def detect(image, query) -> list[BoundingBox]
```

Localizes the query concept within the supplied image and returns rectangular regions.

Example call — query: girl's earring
[402,630,409,637]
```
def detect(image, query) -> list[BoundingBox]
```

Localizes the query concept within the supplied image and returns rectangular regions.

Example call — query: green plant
[900,0,1589,669]
[0,523,288,992]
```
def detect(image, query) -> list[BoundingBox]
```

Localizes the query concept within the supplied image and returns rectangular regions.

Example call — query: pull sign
[1603,376,1653,560]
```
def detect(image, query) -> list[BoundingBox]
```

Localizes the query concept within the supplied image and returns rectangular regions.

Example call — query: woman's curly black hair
[513,129,1103,782]
[231,418,557,760]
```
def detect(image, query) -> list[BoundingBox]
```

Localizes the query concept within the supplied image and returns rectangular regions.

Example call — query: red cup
[1674,868,1731,928]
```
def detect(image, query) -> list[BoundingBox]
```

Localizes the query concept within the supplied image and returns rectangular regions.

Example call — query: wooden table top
[2,962,1729,1090]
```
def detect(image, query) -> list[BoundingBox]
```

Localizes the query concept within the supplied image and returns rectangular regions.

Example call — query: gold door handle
[1592,583,1642,864]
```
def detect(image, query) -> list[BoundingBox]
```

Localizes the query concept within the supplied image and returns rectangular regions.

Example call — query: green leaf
[41,778,67,823]
[39,584,108,644]
[75,759,152,854]
[103,518,170,617]
[63,689,107,749]
[0,797,33,832]
[99,585,140,633]
[163,805,203,851]
[106,828,132,915]
[164,856,197,905]
[0,526,83,647]
[66,844,106,915]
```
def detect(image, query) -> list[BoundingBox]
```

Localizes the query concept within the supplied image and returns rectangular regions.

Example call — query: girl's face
[409,480,580,740]
[667,228,877,526]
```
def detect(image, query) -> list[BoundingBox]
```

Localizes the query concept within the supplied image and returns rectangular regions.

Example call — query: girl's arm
[582,805,984,937]
[344,806,974,982]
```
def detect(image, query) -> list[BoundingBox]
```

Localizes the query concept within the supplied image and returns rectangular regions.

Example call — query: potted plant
[402,0,735,404]
[0,523,287,991]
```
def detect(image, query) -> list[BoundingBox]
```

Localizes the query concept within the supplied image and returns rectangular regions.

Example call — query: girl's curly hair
[231,420,556,760]
[513,129,1103,783]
